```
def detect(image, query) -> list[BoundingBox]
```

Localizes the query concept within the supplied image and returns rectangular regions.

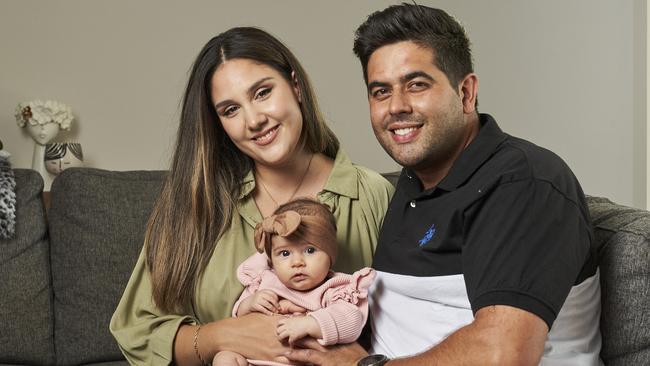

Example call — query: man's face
[366,41,469,171]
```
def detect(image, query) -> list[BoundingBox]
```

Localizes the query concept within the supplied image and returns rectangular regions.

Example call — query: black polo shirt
[373,114,597,328]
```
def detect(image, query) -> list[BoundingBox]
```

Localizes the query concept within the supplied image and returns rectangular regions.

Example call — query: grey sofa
[0,168,648,365]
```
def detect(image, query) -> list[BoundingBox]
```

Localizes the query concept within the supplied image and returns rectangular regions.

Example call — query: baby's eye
[280,250,290,257]
[305,247,317,254]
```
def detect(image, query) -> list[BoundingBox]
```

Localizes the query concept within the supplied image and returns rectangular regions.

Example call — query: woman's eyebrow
[246,77,274,98]
[214,77,275,110]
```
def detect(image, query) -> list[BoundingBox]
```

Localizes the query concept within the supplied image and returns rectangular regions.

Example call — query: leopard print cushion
[0,150,16,239]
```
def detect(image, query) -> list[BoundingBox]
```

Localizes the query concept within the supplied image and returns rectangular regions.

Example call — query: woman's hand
[174,315,288,365]
[237,290,279,316]
[209,314,326,362]
[208,313,291,363]
[174,314,329,365]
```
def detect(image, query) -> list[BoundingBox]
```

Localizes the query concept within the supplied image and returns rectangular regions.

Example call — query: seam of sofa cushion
[55,168,166,183]
[593,221,650,241]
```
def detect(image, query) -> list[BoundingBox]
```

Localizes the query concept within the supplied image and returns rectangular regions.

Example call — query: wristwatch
[357,354,389,366]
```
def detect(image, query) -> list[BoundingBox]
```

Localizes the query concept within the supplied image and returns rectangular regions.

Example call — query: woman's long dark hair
[145,27,339,313]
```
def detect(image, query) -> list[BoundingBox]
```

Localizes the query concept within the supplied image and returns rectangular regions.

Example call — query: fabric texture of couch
[590,197,650,364]
[0,168,648,365]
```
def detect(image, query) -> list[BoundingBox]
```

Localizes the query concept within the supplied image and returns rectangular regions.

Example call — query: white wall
[0,0,645,208]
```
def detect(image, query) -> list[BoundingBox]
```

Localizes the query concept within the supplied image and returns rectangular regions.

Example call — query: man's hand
[285,342,368,366]
[237,290,279,316]
[277,315,320,345]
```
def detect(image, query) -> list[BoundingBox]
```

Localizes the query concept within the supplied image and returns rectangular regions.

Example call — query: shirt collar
[321,148,359,199]
[240,170,256,199]
[239,147,357,200]
[437,113,507,191]
[400,113,507,196]
[237,147,358,227]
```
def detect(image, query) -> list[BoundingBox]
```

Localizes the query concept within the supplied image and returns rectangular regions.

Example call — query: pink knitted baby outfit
[232,252,375,366]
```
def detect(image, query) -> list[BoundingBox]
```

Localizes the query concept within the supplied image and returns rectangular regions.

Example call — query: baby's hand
[241,290,279,315]
[276,315,320,346]
[278,299,307,314]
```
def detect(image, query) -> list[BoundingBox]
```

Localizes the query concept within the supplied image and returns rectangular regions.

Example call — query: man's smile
[388,123,422,143]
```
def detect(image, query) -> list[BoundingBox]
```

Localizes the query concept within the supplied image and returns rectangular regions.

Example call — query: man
[287,4,602,366]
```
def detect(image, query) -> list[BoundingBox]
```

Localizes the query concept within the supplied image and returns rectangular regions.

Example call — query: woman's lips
[253,125,279,146]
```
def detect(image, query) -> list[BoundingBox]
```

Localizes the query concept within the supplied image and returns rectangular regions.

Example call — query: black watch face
[359,354,389,366]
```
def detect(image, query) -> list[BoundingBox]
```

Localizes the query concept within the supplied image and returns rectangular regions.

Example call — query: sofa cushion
[0,169,55,365]
[48,168,165,365]
[588,196,650,365]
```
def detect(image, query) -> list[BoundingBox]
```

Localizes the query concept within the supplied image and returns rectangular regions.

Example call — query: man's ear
[458,73,478,114]
[291,70,302,103]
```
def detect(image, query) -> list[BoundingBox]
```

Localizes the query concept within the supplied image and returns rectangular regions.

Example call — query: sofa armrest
[587,196,650,365]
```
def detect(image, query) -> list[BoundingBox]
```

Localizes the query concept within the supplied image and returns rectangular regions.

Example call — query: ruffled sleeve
[309,267,376,345]
[329,267,376,305]
[231,252,270,316]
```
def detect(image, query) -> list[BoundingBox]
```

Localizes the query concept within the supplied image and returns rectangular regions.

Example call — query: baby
[213,198,375,366]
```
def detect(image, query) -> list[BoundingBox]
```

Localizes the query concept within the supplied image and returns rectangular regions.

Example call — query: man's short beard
[380,109,467,174]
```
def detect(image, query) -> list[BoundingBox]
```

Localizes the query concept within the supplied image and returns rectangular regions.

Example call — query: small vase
[45,142,84,176]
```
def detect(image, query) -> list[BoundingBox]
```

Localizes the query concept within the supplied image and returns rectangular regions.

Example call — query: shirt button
[410,200,416,208]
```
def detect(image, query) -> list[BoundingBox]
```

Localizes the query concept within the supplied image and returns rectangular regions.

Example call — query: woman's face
[210,58,304,168]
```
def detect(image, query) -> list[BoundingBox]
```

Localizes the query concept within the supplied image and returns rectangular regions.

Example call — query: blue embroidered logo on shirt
[418,224,436,246]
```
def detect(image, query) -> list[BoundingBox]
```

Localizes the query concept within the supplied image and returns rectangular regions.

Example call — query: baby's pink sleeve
[231,252,270,317]
[309,267,376,345]
[309,302,364,345]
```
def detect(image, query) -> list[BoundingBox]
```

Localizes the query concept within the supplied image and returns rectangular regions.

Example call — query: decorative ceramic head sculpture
[15,100,73,146]
[44,142,84,175]
[27,123,60,146]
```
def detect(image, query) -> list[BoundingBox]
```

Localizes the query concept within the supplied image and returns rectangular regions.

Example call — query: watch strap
[357,354,389,366]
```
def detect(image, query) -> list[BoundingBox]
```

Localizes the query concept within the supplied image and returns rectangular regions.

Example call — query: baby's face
[270,236,331,291]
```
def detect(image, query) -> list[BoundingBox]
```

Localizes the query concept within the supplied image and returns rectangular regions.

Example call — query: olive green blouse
[109,149,394,365]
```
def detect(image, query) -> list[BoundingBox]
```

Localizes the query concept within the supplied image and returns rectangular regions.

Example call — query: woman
[110,27,394,365]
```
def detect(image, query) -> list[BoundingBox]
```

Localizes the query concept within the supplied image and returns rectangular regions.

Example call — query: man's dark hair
[353,3,473,89]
